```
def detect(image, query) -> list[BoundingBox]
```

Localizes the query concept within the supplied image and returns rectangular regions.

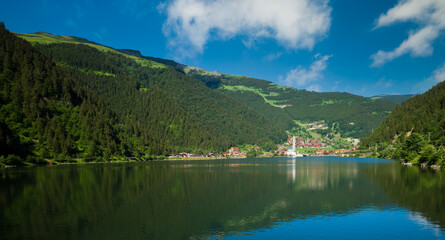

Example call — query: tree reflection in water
[0,157,443,239]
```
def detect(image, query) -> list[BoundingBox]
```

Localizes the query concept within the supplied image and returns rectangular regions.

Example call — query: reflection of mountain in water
[366,164,445,230]
[0,158,443,239]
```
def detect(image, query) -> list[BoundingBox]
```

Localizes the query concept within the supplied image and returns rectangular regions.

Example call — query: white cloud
[160,0,331,58]
[279,54,331,90]
[433,61,445,82]
[371,26,438,67]
[413,61,445,93]
[264,52,283,61]
[374,78,393,89]
[371,0,445,67]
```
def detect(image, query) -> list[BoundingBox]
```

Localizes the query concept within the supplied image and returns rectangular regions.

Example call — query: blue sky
[1,0,444,97]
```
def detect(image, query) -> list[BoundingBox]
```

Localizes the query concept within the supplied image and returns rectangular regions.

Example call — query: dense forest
[361,81,445,165]
[0,24,288,164]
[33,41,287,146]
[0,23,124,164]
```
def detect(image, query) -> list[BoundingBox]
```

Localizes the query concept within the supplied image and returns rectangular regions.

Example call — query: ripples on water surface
[0,157,444,239]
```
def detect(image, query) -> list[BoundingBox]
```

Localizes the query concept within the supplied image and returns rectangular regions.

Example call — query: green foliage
[362,80,445,165]
[403,133,426,154]
[246,149,258,158]
[3,154,24,166]
[419,144,437,164]
[0,23,123,161]
[262,140,276,152]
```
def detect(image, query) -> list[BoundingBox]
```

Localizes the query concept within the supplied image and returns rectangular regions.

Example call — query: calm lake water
[0,157,444,239]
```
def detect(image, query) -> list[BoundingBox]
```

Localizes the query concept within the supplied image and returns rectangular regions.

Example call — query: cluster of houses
[225,147,246,157]
[169,152,219,158]
[275,148,289,156]
[299,122,329,131]
[287,137,331,148]
[315,146,360,155]
[168,136,361,158]
[170,147,248,158]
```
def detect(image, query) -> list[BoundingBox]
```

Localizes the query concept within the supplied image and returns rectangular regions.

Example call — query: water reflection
[0,157,444,239]
[365,163,445,231]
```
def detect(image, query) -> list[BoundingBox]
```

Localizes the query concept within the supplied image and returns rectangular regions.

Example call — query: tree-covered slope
[361,81,445,165]
[0,23,126,162]
[362,81,445,147]
[15,31,287,153]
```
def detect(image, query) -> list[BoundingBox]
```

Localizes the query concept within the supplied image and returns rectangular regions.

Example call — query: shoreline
[401,161,442,170]
[2,155,442,169]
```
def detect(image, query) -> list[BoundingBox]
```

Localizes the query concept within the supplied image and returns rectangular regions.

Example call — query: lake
[0,157,444,239]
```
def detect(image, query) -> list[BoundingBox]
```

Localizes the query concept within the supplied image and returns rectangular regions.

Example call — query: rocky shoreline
[401,160,442,170]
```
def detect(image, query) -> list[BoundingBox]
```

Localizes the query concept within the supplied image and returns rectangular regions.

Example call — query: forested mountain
[140,57,399,139]
[370,94,414,104]
[16,31,399,140]
[2,25,409,164]
[183,68,397,138]
[361,81,445,165]
[7,28,286,162]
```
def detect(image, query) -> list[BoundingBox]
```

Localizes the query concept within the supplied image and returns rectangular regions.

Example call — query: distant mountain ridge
[371,94,415,104]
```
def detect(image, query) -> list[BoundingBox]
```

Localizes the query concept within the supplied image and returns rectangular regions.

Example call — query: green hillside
[361,81,445,165]
[140,55,399,139]
[14,31,286,153]
[0,24,126,163]
[15,32,167,69]
[31,33,395,139]
[216,75,397,138]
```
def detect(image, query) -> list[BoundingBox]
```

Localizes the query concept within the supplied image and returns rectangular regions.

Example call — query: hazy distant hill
[371,94,415,104]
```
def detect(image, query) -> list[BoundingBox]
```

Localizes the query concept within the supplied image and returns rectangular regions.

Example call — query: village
[168,135,361,159]
[167,121,362,159]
